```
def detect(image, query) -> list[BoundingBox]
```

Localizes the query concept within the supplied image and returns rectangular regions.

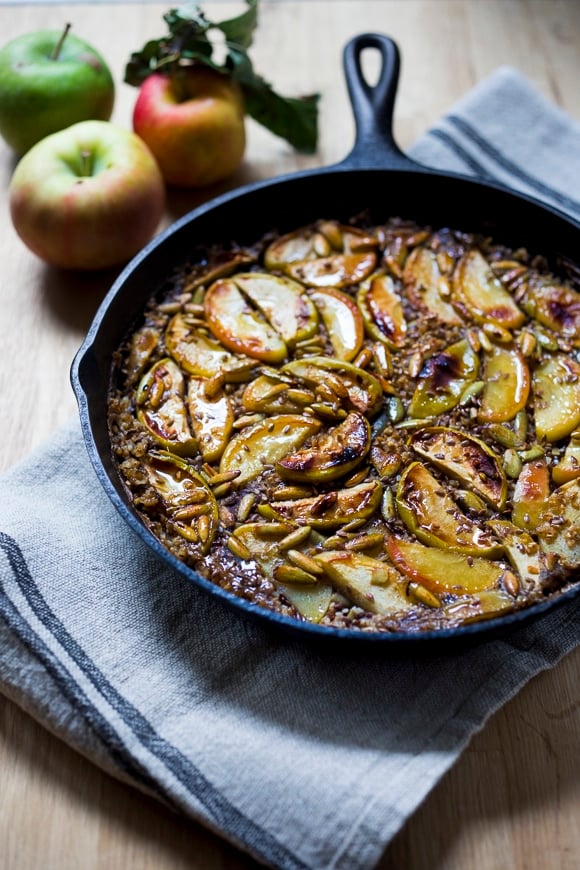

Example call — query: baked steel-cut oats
[107,217,580,633]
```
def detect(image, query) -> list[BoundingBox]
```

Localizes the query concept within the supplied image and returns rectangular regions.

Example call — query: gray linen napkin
[1,67,580,870]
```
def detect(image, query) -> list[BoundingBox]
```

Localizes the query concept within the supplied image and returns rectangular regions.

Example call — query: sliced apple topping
[308,286,364,360]
[478,344,530,424]
[396,461,502,556]
[204,278,288,363]
[409,426,507,509]
[166,312,255,379]
[314,551,414,617]
[233,272,318,346]
[487,519,547,594]
[264,226,319,271]
[386,535,506,595]
[453,249,525,328]
[219,414,321,485]
[264,221,378,272]
[143,452,218,553]
[403,246,463,325]
[242,373,307,415]
[536,479,580,568]
[125,326,159,386]
[277,412,371,483]
[286,252,377,289]
[520,275,580,346]
[282,357,383,416]
[552,433,580,484]
[409,339,479,418]
[357,274,408,347]
[232,524,333,622]
[136,358,197,456]
[511,459,550,532]
[185,251,255,290]
[532,354,580,442]
[268,480,382,530]
[186,377,234,462]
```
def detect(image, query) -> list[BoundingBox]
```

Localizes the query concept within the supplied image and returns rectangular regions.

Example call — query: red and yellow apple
[9,120,165,270]
[132,67,246,188]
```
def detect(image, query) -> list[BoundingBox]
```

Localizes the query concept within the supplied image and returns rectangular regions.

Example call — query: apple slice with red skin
[511,459,551,531]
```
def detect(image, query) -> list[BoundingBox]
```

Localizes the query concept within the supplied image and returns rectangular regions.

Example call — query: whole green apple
[132,67,246,188]
[10,120,166,271]
[0,25,115,154]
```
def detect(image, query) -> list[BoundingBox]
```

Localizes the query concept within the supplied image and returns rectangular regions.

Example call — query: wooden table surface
[1,2,579,868]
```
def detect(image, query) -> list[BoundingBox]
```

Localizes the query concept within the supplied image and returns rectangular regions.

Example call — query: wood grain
[0,2,579,868]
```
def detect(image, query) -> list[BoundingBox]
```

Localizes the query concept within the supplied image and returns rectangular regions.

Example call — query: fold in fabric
[1,68,579,870]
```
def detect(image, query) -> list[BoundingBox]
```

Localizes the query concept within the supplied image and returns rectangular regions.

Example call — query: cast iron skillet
[72,33,580,646]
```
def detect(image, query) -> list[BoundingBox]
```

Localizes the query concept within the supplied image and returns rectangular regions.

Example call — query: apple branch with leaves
[124,1,319,153]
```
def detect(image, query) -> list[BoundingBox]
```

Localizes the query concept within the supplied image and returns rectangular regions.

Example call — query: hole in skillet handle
[341,33,426,172]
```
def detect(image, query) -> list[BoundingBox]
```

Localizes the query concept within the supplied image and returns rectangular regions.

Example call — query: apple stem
[51,23,72,61]
[79,149,93,178]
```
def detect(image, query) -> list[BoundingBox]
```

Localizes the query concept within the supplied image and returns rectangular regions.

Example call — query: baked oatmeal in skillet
[108,217,580,633]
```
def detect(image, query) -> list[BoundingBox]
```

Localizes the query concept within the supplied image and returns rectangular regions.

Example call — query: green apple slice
[532,354,580,442]
[263,226,318,270]
[233,272,318,345]
[282,356,383,416]
[386,536,505,595]
[536,478,580,568]
[403,246,463,325]
[204,278,288,363]
[143,451,218,553]
[276,411,371,483]
[136,358,197,456]
[232,523,333,622]
[409,339,479,418]
[165,312,255,379]
[409,426,507,509]
[313,551,414,616]
[286,252,377,288]
[186,377,234,462]
[268,480,382,530]
[453,249,525,328]
[219,414,321,484]
[308,286,364,361]
[396,461,502,557]
[357,274,408,347]
[478,344,530,423]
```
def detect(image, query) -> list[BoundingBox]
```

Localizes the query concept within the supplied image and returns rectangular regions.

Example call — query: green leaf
[214,0,258,49]
[123,2,319,152]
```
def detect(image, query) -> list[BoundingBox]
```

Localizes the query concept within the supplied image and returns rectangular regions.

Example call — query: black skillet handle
[340,33,421,171]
